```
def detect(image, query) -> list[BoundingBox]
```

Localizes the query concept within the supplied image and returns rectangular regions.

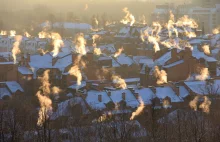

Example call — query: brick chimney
[72,53,79,64]
[171,48,177,58]
[86,52,94,62]
[174,86,180,96]
[122,92,126,100]
[149,86,156,94]
[134,92,139,99]
[98,94,102,102]
[26,53,30,63]
[107,91,111,97]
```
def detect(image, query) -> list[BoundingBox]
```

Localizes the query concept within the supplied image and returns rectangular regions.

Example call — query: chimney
[134,92,139,99]
[149,86,156,94]
[122,92,126,100]
[107,91,111,97]
[52,57,58,66]
[27,53,30,63]
[72,53,79,64]
[171,48,177,58]
[86,81,92,90]
[175,86,180,96]
[86,52,94,62]
[98,94,102,102]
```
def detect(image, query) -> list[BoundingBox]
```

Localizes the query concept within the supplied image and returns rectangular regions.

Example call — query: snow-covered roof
[124,78,140,83]
[99,44,116,53]
[51,97,89,120]
[192,51,217,62]
[184,80,220,95]
[109,89,139,108]
[0,88,11,99]
[40,22,92,30]
[115,53,134,66]
[188,38,210,45]
[18,66,33,75]
[68,81,86,90]
[156,87,182,103]
[5,81,24,93]
[134,88,156,105]
[155,51,171,66]
[179,86,189,98]
[86,90,111,110]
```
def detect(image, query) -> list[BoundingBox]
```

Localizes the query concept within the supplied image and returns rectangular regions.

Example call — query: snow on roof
[0,62,15,65]
[188,38,210,44]
[109,89,139,108]
[68,81,86,90]
[53,54,72,72]
[29,53,73,76]
[40,22,92,30]
[90,30,107,35]
[155,51,171,66]
[111,58,121,67]
[98,44,116,53]
[134,88,156,105]
[18,66,33,75]
[29,53,52,69]
[163,60,184,68]
[192,51,217,62]
[115,53,134,66]
[5,81,24,93]
[98,56,112,61]
[184,80,220,95]
[156,87,182,102]
[153,8,168,14]
[86,90,111,110]
[0,52,11,59]
[124,78,140,83]
[0,88,11,99]
[139,59,154,67]
[179,86,189,98]
[51,97,89,120]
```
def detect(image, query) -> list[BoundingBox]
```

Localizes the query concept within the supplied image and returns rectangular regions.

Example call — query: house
[85,90,112,110]
[0,52,18,82]
[51,96,89,120]
[107,89,139,108]
[0,81,24,101]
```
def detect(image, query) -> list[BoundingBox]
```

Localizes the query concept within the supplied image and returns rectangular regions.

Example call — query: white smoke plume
[148,36,160,52]
[36,70,61,126]
[51,33,64,57]
[114,47,124,58]
[112,75,127,89]
[189,96,200,111]
[24,32,31,38]
[152,22,162,36]
[12,35,22,64]
[10,30,16,37]
[92,34,100,44]
[199,96,211,114]
[195,68,209,81]
[121,7,135,26]
[74,33,87,55]
[36,92,52,126]
[68,55,85,86]
[176,15,198,29]
[130,98,145,120]
[202,45,211,55]
[154,66,167,85]
[0,31,7,35]
[94,47,102,56]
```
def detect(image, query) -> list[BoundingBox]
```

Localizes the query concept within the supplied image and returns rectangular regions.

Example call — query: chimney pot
[122,92,126,100]
[98,94,102,102]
